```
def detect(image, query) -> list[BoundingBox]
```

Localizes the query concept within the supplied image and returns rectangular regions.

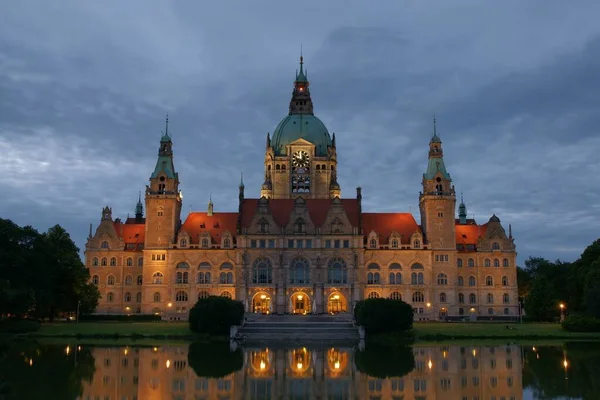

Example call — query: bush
[189,296,244,336]
[355,344,415,378]
[356,298,413,334]
[187,341,243,378]
[78,314,161,322]
[0,318,41,333]
[562,314,600,332]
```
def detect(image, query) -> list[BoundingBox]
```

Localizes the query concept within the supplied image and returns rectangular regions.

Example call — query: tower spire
[207,193,214,216]
[458,191,467,224]
[135,191,144,221]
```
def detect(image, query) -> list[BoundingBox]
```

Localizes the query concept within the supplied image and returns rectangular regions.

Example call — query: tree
[355,298,413,334]
[525,277,557,321]
[189,296,244,335]
[355,344,415,378]
[187,341,243,378]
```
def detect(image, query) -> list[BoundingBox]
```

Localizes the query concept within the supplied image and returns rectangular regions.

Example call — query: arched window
[469,293,476,304]
[101,241,109,249]
[124,292,131,302]
[138,257,143,267]
[327,257,347,284]
[492,242,500,250]
[101,257,107,266]
[391,239,399,249]
[487,293,494,304]
[437,273,448,285]
[503,293,510,304]
[486,276,493,286]
[458,276,464,286]
[126,257,133,267]
[412,292,424,303]
[153,292,161,302]
[220,272,234,284]
[457,258,463,267]
[503,258,509,267]
[125,275,133,285]
[152,272,164,284]
[152,254,156,261]
[252,258,273,284]
[137,275,143,285]
[198,290,210,299]
[221,291,232,299]
[368,292,380,299]
[367,272,381,284]
[107,275,115,285]
[92,275,99,285]
[411,272,424,285]
[468,276,476,286]
[389,272,402,285]
[369,238,377,249]
[468,258,474,267]
[176,271,189,284]
[92,257,99,266]
[484,259,491,267]
[458,293,465,303]
[493,258,500,267]
[502,276,508,286]
[223,238,231,248]
[201,238,210,248]
[390,292,402,301]
[180,238,187,248]
[175,291,188,302]
[440,292,447,302]
[110,257,117,266]
[198,271,211,284]
[413,239,421,249]
[107,292,114,302]
[136,292,141,303]
[290,258,310,284]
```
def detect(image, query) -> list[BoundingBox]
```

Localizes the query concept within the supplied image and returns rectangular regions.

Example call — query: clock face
[292,150,310,168]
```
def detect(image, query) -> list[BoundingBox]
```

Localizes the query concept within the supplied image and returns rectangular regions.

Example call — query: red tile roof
[113,221,145,250]
[180,212,238,244]
[362,213,421,244]
[241,199,360,227]
[455,220,488,248]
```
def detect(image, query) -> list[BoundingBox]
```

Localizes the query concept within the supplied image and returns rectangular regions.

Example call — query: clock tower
[263,55,339,199]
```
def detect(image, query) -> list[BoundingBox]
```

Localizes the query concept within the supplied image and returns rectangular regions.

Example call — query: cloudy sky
[1,0,599,265]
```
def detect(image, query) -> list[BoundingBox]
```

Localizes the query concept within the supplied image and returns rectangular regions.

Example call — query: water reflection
[3,340,600,399]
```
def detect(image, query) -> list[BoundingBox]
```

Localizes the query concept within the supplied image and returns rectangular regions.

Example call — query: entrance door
[291,293,309,315]
[253,293,272,314]
[439,308,448,320]
[328,293,346,314]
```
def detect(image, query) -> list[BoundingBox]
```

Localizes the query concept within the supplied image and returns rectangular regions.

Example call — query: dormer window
[201,238,210,248]
[101,241,109,249]
[223,238,231,248]
[492,242,500,250]
[180,238,187,248]
[413,239,421,249]
[369,238,377,249]
[258,218,269,234]
[391,239,399,249]
[294,218,305,234]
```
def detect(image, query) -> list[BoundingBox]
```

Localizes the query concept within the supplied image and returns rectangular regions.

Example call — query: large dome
[271,113,332,156]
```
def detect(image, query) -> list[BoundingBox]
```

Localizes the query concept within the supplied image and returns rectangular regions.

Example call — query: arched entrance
[327,292,347,314]
[252,292,272,314]
[290,292,310,315]
[439,307,448,320]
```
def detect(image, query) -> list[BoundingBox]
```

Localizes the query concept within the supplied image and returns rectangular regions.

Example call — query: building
[85,56,518,320]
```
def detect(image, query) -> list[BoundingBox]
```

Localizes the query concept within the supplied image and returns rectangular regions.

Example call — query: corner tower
[419,118,456,250]
[265,55,339,199]
[144,116,182,248]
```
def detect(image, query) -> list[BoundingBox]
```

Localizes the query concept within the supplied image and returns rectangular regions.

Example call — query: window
[367,272,381,284]
[503,293,510,304]
[390,292,402,301]
[137,275,143,285]
[198,290,210,299]
[411,272,424,285]
[502,276,508,286]
[175,291,188,302]
[124,292,131,302]
[92,257,99,266]
[389,272,402,285]
[487,293,494,304]
[107,292,114,302]
[413,239,421,249]
[101,241,109,249]
[250,240,257,248]
[368,292,380,299]
[107,275,115,285]
[457,258,463,267]
[468,258,474,267]
[152,272,164,284]
[290,258,310,284]
[492,242,500,250]
[223,238,231,248]
[486,276,493,286]
[504,307,510,315]
[92,275,99,285]
[325,239,331,248]
[153,292,161,302]
[157,209,163,217]
[252,257,273,284]
[343,240,350,248]
[327,257,347,284]
[110,257,117,266]
[369,238,377,249]
[126,257,133,267]
[468,276,476,286]
[198,271,211,284]
[258,218,269,233]
[176,271,189,284]
[484,258,491,267]
[488,308,494,315]
[221,291,232,299]
[220,272,234,284]
[437,273,448,285]
[101,257,107,266]
[138,257,143,267]
[458,276,464,286]
[440,292,447,302]
[469,293,476,304]
[494,258,500,267]
[435,254,449,262]
[412,292,424,303]
[201,238,210,248]
[294,218,305,233]
[503,258,509,267]
[136,292,141,303]
[458,293,465,303]
[180,238,187,248]
[125,275,133,285]
[391,239,399,248]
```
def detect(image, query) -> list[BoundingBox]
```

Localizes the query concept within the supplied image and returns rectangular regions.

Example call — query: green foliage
[561,314,600,332]
[0,219,100,320]
[355,298,413,334]
[525,277,557,321]
[187,341,243,378]
[78,314,162,322]
[188,296,244,335]
[355,344,415,378]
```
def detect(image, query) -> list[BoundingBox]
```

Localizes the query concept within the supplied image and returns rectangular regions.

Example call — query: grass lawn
[412,322,600,339]
[32,321,192,338]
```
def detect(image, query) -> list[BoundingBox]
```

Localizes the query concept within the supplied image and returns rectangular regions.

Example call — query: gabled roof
[362,213,421,244]
[241,198,359,228]
[180,212,238,244]
[113,220,145,251]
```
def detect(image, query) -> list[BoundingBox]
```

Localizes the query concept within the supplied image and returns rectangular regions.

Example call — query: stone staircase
[236,313,360,344]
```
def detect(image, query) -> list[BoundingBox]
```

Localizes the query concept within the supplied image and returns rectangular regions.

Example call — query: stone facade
[85,58,518,320]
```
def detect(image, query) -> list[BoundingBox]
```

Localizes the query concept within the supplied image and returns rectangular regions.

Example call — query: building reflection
[79,344,523,400]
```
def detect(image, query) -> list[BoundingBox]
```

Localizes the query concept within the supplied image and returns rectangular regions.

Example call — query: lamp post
[559,303,565,323]
[426,302,432,322]
[76,300,81,323]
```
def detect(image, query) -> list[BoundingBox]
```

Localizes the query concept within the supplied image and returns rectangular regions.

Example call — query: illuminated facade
[85,56,518,320]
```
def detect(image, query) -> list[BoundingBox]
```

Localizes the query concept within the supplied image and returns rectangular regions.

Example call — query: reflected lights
[428,360,433,370]
[65,346,70,355]
[260,360,266,370]
[166,360,171,368]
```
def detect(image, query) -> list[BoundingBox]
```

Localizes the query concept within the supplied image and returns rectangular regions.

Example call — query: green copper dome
[271,114,332,156]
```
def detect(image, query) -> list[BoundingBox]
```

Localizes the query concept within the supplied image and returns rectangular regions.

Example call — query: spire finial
[460,191,464,204]
[165,113,169,136]
[433,114,437,137]
[138,190,142,203]
[239,172,244,188]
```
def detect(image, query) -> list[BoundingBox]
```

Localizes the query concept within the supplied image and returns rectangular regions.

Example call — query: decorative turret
[135,192,144,222]
[458,192,467,224]
[289,54,313,115]
[207,194,214,216]
[101,206,112,221]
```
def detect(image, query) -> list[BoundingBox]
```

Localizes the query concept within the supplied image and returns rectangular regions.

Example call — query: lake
[1,340,599,399]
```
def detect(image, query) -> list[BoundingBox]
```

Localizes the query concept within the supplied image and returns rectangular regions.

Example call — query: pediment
[289,138,315,148]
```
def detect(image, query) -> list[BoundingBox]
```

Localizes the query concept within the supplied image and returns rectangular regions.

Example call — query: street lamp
[426,302,432,321]
[559,303,566,323]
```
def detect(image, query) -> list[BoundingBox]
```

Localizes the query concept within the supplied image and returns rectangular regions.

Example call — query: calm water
[1,340,600,400]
